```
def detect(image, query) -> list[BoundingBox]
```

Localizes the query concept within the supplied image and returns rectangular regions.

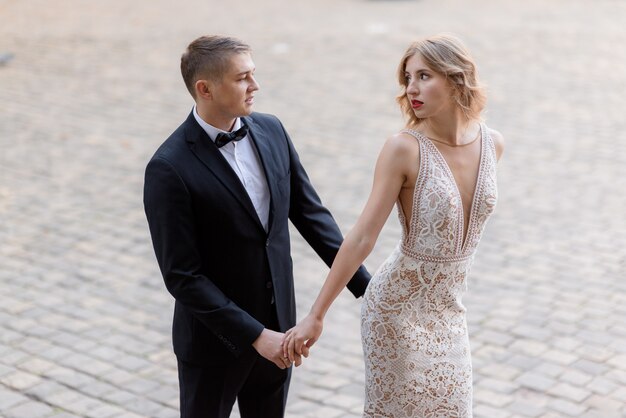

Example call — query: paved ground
[1,0,625,417]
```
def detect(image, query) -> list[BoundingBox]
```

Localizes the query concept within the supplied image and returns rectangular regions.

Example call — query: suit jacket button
[265,239,270,247]
[266,281,273,289]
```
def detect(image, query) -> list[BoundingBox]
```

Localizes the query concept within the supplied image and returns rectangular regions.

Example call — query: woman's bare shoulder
[383,131,421,154]
[373,131,421,181]
[487,127,505,160]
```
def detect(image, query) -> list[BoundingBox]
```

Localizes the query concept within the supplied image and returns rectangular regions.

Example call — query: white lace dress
[361,125,498,417]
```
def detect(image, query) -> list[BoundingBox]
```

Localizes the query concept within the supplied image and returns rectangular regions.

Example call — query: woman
[284,34,504,417]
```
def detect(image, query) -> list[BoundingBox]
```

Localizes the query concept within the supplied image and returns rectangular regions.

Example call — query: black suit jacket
[144,111,370,365]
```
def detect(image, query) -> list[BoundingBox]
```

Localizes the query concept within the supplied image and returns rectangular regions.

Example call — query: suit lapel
[243,116,276,233]
[184,113,265,232]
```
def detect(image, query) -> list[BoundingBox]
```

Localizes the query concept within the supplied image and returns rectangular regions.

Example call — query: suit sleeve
[278,122,371,297]
[143,157,264,356]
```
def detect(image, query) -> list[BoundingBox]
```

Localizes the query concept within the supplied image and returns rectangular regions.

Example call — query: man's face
[209,52,259,128]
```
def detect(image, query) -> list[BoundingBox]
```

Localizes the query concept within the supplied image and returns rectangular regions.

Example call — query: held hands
[282,314,323,367]
[252,329,296,369]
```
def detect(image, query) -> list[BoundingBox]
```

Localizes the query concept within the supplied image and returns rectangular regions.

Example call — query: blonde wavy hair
[396,34,486,127]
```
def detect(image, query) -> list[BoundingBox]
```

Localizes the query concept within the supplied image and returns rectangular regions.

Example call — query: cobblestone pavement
[1,0,625,417]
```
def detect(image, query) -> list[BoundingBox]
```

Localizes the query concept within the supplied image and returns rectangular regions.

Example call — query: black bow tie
[215,125,248,148]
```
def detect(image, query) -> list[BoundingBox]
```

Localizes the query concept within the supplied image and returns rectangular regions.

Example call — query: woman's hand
[282,314,323,366]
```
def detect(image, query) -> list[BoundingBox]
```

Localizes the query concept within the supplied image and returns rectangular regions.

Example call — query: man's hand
[283,314,323,366]
[252,329,298,369]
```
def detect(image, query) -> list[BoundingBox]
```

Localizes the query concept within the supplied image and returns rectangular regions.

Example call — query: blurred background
[1,0,625,417]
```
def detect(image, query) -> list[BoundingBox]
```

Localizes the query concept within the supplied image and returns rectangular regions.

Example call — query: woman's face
[404,53,455,119]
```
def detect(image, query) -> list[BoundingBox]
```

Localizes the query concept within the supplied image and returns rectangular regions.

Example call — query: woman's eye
[420,73,429,80]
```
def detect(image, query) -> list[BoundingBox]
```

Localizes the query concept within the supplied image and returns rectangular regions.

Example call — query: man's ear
[195,80,212,100]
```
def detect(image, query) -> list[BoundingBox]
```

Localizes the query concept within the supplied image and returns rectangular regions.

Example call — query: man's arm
[278,122,371,297]
[144,157,271,358]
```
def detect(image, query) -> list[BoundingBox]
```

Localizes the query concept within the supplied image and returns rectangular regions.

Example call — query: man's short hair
[181,35,251,98]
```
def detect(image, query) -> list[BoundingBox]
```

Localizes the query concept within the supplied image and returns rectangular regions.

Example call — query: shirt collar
[193,105,242,143]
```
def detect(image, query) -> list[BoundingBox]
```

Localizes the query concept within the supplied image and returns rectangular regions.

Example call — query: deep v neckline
[420,125,485,253]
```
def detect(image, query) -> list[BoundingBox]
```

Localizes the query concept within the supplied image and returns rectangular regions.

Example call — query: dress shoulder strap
[401,128,428,143]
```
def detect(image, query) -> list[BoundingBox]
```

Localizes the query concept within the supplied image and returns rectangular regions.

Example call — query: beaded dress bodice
[398,124,498,262]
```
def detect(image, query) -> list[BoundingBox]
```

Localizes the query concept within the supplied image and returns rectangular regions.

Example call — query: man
[143,35,370,418]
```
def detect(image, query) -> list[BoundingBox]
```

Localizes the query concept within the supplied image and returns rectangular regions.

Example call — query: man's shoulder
[149,115,195,165]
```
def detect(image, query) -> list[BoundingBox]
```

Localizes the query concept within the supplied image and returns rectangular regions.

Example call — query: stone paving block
[571,359,610,376]
[585,394,624,414]
[111,355,152,373]
[44,389,83,410]
[480,363,522,381]
[509,339,550,357]
[149,407,179,418]
[144,385,178,405]
[559,369,592,386]
[514,372,556,392]
[540,349,579,366]
[100,369,136,386]
[477,377,518,394]
[507,400,545,417]
[547,382,591,403]
[46,413,82,418]
[536,413,562,418]
[606,353,626,371]
[24,380,67,399]
[43,366,95,389]
[84,403,127,418]
[109,413,145,418]
[505,354,542,370]
[303,406,344,418]
[609,386,626,403]
[476,329,515,347]
[298,387,335,403]
[100,389,138,406]
[80,380,118,398]
[583,410,623,418]
[473,404,511,418]
[511,325,552,341]
[474,388,513,408]
[606,369,626,386]
[16,357,56,375]
[547,398,588,416]
[322,393,362,410]
[309,375,351,390]
[123,396,168,416]
[0,348,30,366]
[0,370,42,390]
[123,377,161,395]
[3,400,55,418]
[586,375,618,396]
[0,364,15,378]
[0,387,28,409]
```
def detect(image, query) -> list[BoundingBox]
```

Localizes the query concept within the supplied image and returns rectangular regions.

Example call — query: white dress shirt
[193,107,270,231]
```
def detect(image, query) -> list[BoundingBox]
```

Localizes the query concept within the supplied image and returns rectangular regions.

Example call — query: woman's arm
[283,133,418,363]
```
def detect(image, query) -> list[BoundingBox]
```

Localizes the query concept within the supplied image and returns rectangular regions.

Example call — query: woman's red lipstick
[411,100,423,109]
